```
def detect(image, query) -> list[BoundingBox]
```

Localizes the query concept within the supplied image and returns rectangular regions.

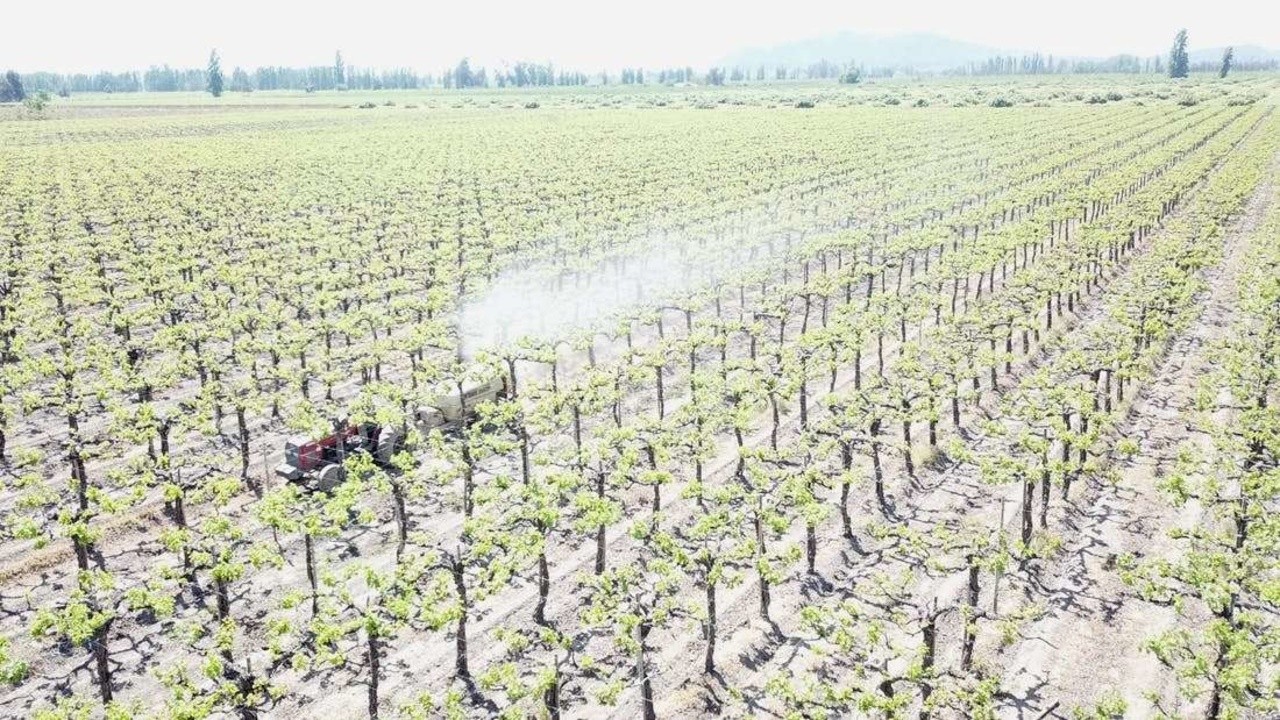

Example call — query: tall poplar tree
[1169,29,1190,78]
[207,49,224,97]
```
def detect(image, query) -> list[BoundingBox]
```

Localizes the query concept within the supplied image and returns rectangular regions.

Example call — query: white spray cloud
[457,215,818,358]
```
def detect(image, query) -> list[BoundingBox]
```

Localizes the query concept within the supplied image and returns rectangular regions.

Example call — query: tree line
[956,49,1271,77]
[958,53,1166,75]
[13,51,438,97]
[5,31,1270,99]
[0,49,901,97]
[443,57,866,89]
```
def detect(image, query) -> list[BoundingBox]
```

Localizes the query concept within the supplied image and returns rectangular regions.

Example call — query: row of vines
[0,87,1277,719]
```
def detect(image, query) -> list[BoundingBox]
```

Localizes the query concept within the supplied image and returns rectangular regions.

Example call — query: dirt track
[991,150,1279,719]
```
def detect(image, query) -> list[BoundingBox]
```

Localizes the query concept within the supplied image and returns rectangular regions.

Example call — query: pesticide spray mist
[456,218,812,360]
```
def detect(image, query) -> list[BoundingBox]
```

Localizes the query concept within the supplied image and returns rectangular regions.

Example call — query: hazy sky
[10,0,1279,73]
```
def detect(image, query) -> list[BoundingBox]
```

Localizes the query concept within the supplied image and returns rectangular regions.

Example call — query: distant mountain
[721,32,1280,72]
[1189,45,1280,63]
[720,31,1015,71]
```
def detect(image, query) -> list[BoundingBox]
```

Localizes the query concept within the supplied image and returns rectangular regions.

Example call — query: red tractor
[275,423,385,492]
[275,375,508,492]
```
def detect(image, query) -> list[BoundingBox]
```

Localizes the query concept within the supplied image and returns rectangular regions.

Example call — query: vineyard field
[2,74,1279,720]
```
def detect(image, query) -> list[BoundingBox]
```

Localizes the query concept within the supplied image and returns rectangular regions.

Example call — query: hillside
[1190,44,1280,63]
[721,31,1279,72]
[720,31,1010,70]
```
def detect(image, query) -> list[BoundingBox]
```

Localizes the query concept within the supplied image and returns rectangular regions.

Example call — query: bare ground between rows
[0,170,1207,720]
[0,211,1095,720]
[641,120,1276,719]
[989,148,1280,720]
[293,168,1187,717]
[0,103,1192,538]
[0,147,1035,582]
[0,111,1250,719]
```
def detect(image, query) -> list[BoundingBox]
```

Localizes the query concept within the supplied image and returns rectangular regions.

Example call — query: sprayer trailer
[414,376,508,434]
[275,374,508,492]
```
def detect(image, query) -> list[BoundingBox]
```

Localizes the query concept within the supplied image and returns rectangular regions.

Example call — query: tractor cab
[275,423,381,490]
